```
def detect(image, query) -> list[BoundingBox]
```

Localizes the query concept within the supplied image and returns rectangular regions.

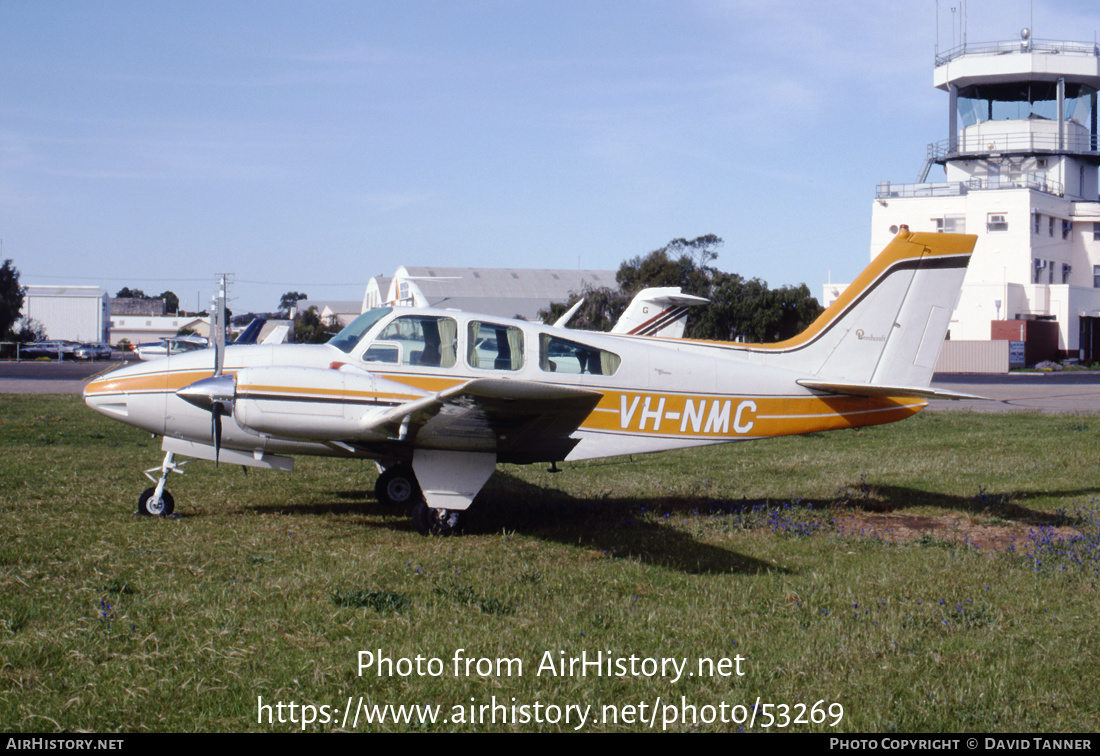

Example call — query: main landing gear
[374,464,421,507]
[412,499,464,537]
[377,463,464,536]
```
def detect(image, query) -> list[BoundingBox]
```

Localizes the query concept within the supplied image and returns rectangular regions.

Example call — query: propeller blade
[212,402,224,466]
[213,280,226,378]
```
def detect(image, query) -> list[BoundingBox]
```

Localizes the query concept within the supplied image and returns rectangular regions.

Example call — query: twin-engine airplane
[85,228,977,535]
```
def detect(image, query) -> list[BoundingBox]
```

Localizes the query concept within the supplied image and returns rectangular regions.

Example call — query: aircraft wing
[797,379,983,401]
[361,378,605,462]
[218,367,605,464]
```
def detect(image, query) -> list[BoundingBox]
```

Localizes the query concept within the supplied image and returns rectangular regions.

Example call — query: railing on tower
[877,174,1065,200]
[936,38,1100,67]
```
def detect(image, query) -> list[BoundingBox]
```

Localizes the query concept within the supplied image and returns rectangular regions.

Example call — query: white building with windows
[869,32,1100,361]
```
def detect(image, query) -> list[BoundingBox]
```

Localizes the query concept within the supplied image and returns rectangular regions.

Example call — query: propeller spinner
[176,374,236,464]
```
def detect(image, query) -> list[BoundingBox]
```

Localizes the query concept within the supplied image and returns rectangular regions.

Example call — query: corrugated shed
[935,340,1010,373]
[23,285,109,342]
[391,267,617,320]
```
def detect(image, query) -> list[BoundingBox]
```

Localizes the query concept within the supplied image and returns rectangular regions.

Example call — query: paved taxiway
[0,359,120,394]
[2,360,1100,414]
[927,372,1100,414]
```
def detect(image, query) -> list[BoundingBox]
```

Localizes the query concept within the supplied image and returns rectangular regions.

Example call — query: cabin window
[363,342,400,364]
[373,315,458,368]
[467,322,524,371]
[539,334,621,376]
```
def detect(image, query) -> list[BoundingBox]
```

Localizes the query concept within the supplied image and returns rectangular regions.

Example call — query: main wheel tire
[138,487,175,516]
[412,499,464,536]
[375,465,420,506]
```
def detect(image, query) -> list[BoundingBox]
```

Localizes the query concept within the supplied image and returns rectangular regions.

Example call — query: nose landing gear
[137,450,186,516]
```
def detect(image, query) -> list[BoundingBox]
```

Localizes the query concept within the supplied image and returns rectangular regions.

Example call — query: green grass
[2,395,1099,732]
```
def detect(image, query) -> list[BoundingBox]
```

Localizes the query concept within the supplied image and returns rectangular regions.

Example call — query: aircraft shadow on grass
[244,468,1095,576]
[251,472,786,576]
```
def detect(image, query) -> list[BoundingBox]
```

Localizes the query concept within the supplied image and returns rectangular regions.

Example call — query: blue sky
[3,0,1099,315]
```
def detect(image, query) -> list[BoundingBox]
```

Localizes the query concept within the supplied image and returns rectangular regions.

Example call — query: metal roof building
[367,266,617,320]
[22,285,110,342]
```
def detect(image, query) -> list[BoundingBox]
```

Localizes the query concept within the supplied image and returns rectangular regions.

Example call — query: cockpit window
[467,321,524,371]
[374,315,458,368]
[539,334,621,376]
[329,308,393,354]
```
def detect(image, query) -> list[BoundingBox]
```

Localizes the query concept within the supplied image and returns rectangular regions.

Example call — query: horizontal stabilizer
[797,379,983,401]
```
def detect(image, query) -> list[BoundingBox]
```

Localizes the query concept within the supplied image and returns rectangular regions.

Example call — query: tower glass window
[956,82,1096,129]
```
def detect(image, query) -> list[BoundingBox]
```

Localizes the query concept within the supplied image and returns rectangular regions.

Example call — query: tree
[0,259,25,339]
[279,291,308,315]
[616,235,722,295]
[115,287,148,299]
[14,318,46,344]
[294,305,341,344]
[539,284,632,332]
[539,235,822,343]
[158,291,179,314]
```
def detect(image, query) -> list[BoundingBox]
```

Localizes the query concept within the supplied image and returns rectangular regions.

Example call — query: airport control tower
[869,30,1100,362]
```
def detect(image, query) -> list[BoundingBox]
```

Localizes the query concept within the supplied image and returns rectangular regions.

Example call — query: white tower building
[871,31,1100,361]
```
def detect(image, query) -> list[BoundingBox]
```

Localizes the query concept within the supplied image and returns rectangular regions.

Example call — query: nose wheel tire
[138,487,175,516]
[375,465,420,506]
[413,499,464,536]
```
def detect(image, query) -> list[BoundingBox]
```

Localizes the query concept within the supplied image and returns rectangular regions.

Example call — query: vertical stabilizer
[754,228,975,388]
[611,287,710,338]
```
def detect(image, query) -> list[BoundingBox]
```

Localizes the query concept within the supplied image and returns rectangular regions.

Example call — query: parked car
[73,342,114,360]
[21,340,80,360]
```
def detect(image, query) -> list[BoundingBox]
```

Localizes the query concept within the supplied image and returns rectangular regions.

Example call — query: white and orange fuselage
[85,229,976,516]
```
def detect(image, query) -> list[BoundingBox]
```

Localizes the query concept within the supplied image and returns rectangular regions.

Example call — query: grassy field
[1,394,1098,732]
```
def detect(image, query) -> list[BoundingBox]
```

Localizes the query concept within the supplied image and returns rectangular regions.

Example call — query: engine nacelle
[232,366,425,441]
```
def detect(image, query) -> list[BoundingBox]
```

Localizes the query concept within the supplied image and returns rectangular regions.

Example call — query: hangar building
[364,266,617,321]
[21,285,110,342]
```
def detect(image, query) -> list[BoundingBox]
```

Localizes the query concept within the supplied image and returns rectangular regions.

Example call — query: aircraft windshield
[328,308,393,353]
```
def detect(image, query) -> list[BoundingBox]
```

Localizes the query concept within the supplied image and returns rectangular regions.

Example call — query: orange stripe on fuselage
[372,373,468,393]
[84,369,217,397]
[583,390,924,439]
